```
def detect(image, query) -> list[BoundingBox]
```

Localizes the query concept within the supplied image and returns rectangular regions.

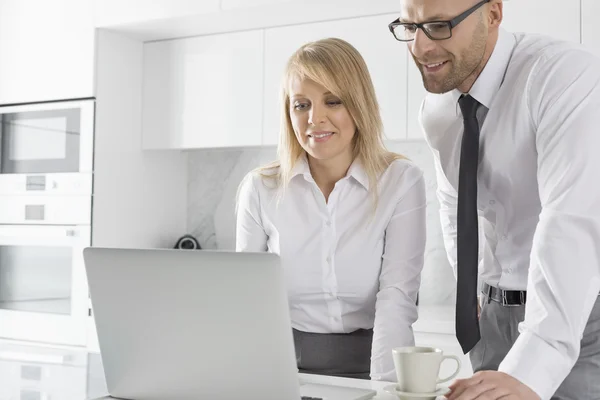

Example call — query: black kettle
[174,234,201,250]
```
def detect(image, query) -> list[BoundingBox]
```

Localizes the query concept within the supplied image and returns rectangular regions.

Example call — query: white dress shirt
[420,28,600,399]
[236,155,426,381]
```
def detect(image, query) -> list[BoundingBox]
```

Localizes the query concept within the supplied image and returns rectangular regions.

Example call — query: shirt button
[326,220,331,227]
[502,235,508,240]
[489,200,496,205]
[326,256,331,263]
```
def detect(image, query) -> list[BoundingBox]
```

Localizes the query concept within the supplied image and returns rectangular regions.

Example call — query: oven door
[0,225,90,346]
[0,99,94,175]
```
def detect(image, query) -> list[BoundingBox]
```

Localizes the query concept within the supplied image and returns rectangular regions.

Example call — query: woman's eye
[326,99,342,107]
[294,102,309,111]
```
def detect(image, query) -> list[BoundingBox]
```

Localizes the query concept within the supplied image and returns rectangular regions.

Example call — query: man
[388,0,600,399]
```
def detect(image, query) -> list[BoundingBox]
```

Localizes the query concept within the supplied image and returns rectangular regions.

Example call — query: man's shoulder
[511,32,599,76]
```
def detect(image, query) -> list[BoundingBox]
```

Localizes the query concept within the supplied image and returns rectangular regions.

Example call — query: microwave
[0,99,94,195]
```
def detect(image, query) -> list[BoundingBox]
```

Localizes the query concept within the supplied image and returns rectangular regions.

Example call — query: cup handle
[436,355,461,384]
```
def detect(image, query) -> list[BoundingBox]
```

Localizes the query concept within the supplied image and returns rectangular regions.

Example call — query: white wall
[93,29,188,249]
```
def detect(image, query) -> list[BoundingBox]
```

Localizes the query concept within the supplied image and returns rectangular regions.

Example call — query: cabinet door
[406,59,428,140]
[502,0,580,43]
[0,0,95,104]
[263,14,408,146]
[582,0,600,57]
[143,30,264,149]
[93,0,220,28]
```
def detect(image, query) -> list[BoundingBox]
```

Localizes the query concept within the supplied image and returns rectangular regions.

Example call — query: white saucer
[383,384,450,399]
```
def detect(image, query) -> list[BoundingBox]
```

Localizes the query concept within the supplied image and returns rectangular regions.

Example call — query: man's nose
[410,28,437,60]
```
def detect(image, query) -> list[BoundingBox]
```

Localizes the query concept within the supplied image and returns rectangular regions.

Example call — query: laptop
[84,247,377,400]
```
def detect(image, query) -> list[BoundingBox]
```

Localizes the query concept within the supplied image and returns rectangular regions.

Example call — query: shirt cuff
[498,331,574,400]
[371,366,396,382]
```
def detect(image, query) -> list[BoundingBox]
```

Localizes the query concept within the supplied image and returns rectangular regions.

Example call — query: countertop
[414,305,455,335]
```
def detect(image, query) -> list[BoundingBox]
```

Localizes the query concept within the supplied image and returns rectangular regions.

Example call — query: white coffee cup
[392,346,461,393]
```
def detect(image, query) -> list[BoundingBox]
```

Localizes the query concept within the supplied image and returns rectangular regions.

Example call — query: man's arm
[498,47,600,400]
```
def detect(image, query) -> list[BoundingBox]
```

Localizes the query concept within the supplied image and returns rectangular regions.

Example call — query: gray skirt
[292,328,373,380]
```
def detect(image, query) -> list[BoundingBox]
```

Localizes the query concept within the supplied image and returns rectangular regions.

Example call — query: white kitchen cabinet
[0,359,87,400]
[221,0,294,10]
[142,29,265,149]
[406,60,427,139]
[0,0,95,105]
[502,0,580,43]
[262,14,408,146]
[582,0,600,57]
[93,0,221,28]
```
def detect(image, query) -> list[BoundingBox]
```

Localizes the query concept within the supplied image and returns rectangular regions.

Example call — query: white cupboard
[93,0,221,28]
[582,0,600,57]
[143,30,265,149]
[406,60,427,140]
[502,0,580,43]
[0,0,95,105]
[262,14,409,146]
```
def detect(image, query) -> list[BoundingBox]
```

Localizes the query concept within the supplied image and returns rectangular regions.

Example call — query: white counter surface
[414,305,455,335]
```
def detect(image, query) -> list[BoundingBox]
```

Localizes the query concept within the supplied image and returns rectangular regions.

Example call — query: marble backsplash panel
[187,140,456,306]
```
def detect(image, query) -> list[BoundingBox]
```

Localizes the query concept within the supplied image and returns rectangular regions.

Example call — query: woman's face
[288,78,356,163]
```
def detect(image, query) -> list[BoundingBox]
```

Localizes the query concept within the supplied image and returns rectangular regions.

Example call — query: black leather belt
[482,282,526,306]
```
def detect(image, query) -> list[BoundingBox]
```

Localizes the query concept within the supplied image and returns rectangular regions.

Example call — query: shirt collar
[290,153,370,190]
[452,28,517,108]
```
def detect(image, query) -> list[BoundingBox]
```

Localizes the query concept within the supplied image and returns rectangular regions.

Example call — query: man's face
[401,0,489,94]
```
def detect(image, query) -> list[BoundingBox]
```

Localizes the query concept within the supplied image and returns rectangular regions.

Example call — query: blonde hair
[243,37,405,206]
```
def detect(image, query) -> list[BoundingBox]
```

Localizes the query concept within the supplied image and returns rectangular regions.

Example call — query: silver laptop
[84,247,377,400]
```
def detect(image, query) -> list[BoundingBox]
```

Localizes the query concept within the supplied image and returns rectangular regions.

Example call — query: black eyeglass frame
[388,0,492,42]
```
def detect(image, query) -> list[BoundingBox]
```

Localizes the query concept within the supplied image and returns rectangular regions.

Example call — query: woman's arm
[235,173,268,252]
[370,165,427,381]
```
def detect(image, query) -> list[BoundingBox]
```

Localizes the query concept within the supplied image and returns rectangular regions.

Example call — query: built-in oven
[0,99,94,347]
[0,225,90,346]
[0,99,94,195]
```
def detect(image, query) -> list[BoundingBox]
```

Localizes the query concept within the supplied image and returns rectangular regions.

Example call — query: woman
[236,37,426,382]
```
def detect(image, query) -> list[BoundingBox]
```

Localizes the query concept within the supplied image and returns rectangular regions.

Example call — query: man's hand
[445,371,541,400]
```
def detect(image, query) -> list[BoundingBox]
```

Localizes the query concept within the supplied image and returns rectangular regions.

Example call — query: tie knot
[458,94,480,120]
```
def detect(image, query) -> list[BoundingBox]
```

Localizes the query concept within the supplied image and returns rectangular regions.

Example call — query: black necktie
[456,94,481,354]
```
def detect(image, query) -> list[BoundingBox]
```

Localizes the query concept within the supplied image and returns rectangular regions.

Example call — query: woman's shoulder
[240,163,281,191]
[383,154,424,183]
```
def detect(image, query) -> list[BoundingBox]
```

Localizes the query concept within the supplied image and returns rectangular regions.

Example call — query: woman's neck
[308,150,354,202]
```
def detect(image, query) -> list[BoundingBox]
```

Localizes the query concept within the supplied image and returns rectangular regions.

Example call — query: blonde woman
[236,38,426,381]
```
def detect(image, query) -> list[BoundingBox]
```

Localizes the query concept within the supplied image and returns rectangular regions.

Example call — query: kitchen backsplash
[187,140,456,306]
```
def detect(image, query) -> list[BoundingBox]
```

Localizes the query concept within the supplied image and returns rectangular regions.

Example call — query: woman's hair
[241,37,405,206]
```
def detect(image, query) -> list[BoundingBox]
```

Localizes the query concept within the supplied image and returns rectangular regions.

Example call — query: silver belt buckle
[501,291,509,306]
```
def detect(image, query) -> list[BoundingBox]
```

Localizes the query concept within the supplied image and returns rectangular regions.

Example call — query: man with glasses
[389,0,600,399]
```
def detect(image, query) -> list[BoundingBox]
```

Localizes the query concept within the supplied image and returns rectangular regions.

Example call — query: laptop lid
[84,247,301,400]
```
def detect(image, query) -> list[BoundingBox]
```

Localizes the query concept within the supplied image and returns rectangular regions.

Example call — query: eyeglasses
[388,0,491,42]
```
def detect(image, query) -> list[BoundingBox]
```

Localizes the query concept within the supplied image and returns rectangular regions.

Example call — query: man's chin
[423,80,452,94]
